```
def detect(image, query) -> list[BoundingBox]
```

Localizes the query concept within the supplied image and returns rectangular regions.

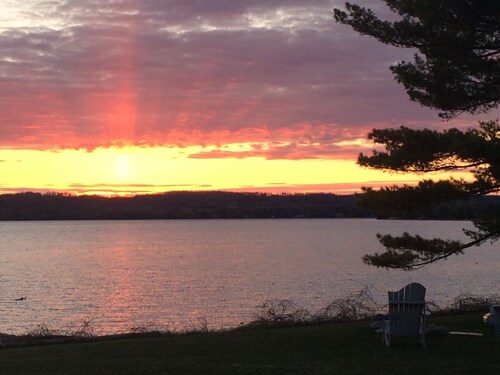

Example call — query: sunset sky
[0,0,490,196]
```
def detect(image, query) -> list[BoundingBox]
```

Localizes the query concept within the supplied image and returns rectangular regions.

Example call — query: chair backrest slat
[387,283,426,336]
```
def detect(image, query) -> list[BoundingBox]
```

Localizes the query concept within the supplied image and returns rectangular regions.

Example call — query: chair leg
[419,323,426,348]
[384,332,391,346]
[382,321,391,347]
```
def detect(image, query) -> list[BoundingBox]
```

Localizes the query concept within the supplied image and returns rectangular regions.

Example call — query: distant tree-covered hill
[0,191,498,221]
[0,191,368,220]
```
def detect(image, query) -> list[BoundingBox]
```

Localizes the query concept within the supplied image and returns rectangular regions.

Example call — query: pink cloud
[0,0,495,158]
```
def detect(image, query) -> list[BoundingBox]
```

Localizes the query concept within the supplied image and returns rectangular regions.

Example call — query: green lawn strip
[0,312,498,375]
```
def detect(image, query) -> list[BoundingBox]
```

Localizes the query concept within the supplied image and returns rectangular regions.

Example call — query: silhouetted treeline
[390,195,500,221]
[0,191,498,221]
[0,191,369,220]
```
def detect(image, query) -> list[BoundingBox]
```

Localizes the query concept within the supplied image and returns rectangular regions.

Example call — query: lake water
[0,219,497,335]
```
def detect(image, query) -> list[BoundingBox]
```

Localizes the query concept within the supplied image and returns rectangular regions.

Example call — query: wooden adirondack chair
[382,283,426,347]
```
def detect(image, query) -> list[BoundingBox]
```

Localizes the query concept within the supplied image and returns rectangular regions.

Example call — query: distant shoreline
[0,191,497,221]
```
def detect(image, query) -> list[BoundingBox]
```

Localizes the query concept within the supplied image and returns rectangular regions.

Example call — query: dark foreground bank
[0,311,498,375]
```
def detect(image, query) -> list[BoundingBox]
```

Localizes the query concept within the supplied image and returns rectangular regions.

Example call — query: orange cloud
[3,0,484,157]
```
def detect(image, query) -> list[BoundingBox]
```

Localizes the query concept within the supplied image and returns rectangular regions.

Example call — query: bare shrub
[69,318,96,338]
[182,317,211,333]
[129,321,171,335]
[196,317,209,333]
[26,322,59,338]
[24,322,62,345]
[452,294,500,312]
[424,299,443,315]
[253,299,311,326]
[318,288,379,322]
[257,299,311,325]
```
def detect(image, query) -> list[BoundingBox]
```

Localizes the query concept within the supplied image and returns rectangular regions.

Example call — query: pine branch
[363,228,500,270]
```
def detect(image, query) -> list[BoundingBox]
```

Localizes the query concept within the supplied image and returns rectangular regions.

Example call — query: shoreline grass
[0,310,498,375]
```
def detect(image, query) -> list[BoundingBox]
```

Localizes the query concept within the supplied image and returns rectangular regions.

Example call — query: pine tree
[334,1,500,269]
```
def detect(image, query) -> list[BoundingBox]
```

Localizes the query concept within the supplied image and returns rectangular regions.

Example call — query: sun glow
[0,144,474,197]
[115,154,129,179]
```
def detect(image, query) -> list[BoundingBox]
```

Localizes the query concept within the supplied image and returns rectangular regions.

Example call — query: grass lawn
[0,312,498,374]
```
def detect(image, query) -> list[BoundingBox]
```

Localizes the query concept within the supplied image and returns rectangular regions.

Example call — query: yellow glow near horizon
[115,154,129,179]
[0,146,472,196]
